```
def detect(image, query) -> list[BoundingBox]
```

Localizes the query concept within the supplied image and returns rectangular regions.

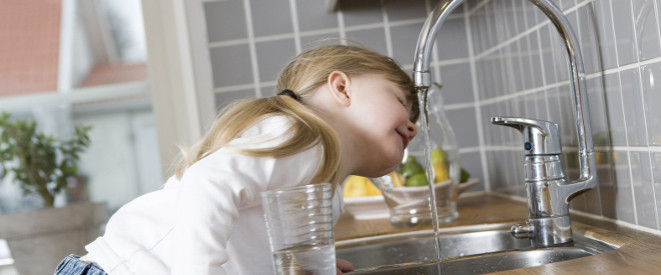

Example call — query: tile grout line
[242,0,261,97]
[337,4,346,43]
[288,0,301,53]
[381,0,393,58]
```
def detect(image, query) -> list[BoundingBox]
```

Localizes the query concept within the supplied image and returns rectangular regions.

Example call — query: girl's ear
[327,70,352,106]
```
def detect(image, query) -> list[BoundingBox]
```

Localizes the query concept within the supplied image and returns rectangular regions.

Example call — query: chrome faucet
[413,0,598,247]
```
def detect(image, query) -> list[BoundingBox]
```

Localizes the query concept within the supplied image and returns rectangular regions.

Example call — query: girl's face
[345,74,417,177]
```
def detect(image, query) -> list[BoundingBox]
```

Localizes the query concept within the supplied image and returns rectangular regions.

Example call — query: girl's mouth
[396,128,410,149]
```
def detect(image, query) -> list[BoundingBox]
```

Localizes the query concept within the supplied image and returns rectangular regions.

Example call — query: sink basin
[335,223,618,274]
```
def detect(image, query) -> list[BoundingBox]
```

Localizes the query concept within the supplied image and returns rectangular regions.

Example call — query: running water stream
[415,87,443,270]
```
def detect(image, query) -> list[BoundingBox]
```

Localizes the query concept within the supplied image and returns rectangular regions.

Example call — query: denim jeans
[54,254,108,275]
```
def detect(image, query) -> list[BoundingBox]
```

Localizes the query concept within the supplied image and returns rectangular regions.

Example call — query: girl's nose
[407,120,418,139]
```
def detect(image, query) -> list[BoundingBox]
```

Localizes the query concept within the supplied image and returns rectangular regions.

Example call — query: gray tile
[300,34,343,49]
[261,85,277,97]
[390,22,425,64]
[525,0,546,26]
[598,158,617,219]
[577,3,601,75]
[558,85,578,146]
[641,63,661,146]
[470,8,487,54]
[345,28,388,57]
[569,191,588,214]
[214,89,257,114]
[603,71,627,146]
[593,0,618,70]
[484,2,499,50]
[459,151,484,191]
[384,0,427,22]
[505,42,523,93]
[546,87,564,131]
[613,151,636,224]
[438,63,474,104]
[518,0,533,30]
[296,0,338,32]
[632,0,661,61]
[533,91,548,120]
[501,0,518,40]
[340,0,383,27]
[519,37,536,91]
[467,0,481,11]
[204,0,247,42]
[549,25,569,83]
[435,18,469,60]
[509,94,525,118]
[255,39,297,82]
[557,0,576,11]
[526,32,544,88]
[490,1,506,46]
[488,54,503,99]
[630,152,658,229]
[209,45,253,87]
[447,107,479,148]
[586,76,610,144]
[583,178,604,217]
[250,0,293,37]
[611,0,638,65]
[539,26,557,84]
[620,68,648,146]
[474,59,487,100]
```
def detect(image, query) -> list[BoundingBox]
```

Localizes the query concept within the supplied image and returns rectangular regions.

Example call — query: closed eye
[398,97,407,107]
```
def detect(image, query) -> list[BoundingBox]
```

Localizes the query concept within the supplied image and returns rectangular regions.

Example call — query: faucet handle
[491,116,562,156]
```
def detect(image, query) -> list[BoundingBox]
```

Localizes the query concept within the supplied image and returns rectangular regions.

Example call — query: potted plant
[0,112,107,275]
[0,112,91,207]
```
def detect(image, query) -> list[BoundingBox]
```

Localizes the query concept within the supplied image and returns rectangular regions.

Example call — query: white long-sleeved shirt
[83,115,344,274]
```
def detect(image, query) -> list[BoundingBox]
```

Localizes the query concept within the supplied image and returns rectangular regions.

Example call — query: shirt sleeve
[169,116,324,274]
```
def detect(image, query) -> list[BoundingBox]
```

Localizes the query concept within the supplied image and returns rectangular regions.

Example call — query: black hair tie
[278,89,299,100]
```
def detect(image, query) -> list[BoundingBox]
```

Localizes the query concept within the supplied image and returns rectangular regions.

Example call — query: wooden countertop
[335,194,661,274]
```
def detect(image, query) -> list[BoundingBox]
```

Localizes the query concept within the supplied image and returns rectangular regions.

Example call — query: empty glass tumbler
[261,183,336,275]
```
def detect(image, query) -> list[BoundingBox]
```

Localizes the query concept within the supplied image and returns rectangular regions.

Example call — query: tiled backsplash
[472,0,661,233]
[197,0,661,233]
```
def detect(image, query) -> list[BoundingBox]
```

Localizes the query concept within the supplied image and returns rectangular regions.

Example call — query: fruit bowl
[343,178,478,221]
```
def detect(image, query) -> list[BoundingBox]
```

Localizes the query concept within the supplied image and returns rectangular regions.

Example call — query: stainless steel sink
[335,223,618,274]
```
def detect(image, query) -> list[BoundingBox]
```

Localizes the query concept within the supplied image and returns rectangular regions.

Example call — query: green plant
[0,112,91,208]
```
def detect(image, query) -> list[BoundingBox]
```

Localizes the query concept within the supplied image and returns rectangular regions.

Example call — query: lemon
[431,148,446,164]
[343,175,381,197]
[343,175,368,197]
[389,171,405,187]
[433,161,449,182]
[365,179,382,196]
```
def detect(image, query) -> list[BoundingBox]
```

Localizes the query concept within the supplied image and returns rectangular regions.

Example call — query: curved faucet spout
[413,0,465,89]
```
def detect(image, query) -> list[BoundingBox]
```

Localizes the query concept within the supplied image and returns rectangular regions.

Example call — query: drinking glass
[261,183,336,275]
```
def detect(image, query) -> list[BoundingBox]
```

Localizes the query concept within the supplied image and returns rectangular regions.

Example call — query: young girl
[54,44,419,275]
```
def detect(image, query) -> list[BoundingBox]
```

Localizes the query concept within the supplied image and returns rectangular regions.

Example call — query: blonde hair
[175,44,418,187]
